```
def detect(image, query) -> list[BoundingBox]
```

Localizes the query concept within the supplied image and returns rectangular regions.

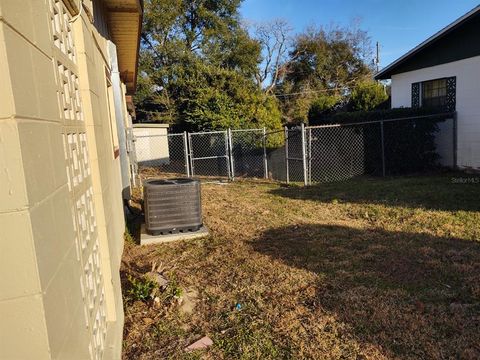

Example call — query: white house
[375,5,480,171]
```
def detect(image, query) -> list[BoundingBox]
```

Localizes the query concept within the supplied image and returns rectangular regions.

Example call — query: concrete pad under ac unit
[139,224,209,246]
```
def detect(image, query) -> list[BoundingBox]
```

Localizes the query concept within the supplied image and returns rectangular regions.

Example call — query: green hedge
[311,107,455,175]
[311,106,454,125]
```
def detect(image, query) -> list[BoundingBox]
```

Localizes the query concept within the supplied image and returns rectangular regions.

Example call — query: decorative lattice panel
[446,76,456,112]
[57,62,83,121]
[48,1,107,358]
[64,133,92,191]
[411,82,420,108]
[49,0,76,62]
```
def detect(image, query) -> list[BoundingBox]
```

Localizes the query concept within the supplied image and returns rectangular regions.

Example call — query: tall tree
[276,22,374,123]
[135,0,282,132]
[252,19,293,94]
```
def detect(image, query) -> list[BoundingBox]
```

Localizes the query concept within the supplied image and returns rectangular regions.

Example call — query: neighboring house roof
[104,0,144,94]
[375,5,480,80]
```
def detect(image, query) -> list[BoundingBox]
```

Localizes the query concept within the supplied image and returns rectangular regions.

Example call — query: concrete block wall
[391,55,480,170]
[0,0,128,358]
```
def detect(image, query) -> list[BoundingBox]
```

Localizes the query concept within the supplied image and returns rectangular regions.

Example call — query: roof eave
[375,5,480,80]
[105,0,143,94]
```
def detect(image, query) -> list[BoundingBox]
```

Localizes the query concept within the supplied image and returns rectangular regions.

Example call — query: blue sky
[240,0,479,69]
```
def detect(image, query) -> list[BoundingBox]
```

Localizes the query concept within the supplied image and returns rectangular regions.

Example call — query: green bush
[349,81,388,112]
[310,107,455,175]
[315,106,451,125]
[307,95,341,124]
[126,275,156,303]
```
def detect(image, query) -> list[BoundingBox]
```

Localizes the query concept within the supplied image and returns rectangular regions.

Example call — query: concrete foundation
[140,224,209,246]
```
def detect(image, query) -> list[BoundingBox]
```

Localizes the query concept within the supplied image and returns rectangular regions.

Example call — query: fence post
[183,131,190,177]
[301,123,307,186]
[263,127,268,179]
[187,132,194,177]
[227,128,234,181]
[284,126,289,184]
[308,127,312,185]
[380,121,386,177]
[453,112,458,169]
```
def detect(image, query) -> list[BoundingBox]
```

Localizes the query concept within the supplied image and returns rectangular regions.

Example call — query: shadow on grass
[252,223,480,358]
[269,173,480,212]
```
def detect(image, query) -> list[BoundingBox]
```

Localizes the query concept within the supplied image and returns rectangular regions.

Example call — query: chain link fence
[133,113,456,185]
[265,129,286,181]
[188,130,231,178]
[307,122,383,183]
[306,114,455,184]
[231,129,267,179]
[285,125,307,183]
[135,132,189,177]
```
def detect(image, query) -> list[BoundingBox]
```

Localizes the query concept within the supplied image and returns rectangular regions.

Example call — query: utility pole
[375,41,380,74]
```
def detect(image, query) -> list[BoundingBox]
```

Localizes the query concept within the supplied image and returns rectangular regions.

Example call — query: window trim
[412,76,456,111]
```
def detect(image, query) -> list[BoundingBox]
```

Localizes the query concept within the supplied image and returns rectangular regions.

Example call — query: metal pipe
[183,131,190,177]
[187,133,194,177]
[192,130,230,135]
[284,126,289,184]
[231,128,264,132]
[453,113,458,169]
[263,127,268,179]
[380,121,386,177]
[191,155,230,161]
[301,123,308,186]
[308,128,312,185]
[226,129,234,180]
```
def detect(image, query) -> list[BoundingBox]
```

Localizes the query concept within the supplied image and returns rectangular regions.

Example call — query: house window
[412,77,456,111]
[421,78,447,108]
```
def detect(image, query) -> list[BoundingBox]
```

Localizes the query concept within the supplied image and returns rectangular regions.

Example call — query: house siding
[391,55,480,170]
[0,0,136,358]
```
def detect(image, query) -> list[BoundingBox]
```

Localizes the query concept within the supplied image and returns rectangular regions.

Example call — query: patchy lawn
[122,172,480,359]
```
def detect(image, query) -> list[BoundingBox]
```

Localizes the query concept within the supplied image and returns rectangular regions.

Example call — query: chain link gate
[188,130,231,178]
[285,124,307,185]
[231,128,268,179]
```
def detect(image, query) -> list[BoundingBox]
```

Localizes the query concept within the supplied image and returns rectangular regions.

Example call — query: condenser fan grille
[143,178,202,235]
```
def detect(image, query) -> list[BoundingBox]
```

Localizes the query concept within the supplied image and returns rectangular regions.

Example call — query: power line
[273,81,383,98]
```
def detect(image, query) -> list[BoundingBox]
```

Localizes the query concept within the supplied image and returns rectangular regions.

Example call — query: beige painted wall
[0,0,129,358]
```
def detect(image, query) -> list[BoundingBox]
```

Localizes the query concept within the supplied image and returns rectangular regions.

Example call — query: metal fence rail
[134,113,456,185]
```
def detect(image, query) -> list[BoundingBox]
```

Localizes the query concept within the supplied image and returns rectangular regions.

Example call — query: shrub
[349,81,388,111]
[310,107,455,175]
[307,95,341,124]
[316,106,451,125]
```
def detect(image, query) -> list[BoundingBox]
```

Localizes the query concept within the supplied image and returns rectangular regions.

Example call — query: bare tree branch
[252,19,293,94]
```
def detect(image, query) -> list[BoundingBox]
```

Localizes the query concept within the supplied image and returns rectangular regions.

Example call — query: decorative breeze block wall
[48,1,108,358]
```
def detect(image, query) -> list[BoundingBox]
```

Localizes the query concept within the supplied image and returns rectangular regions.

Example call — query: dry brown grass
[122,172,480,359]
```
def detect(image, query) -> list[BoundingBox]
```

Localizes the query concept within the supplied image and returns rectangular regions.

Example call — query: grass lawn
[122,172,480,359]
